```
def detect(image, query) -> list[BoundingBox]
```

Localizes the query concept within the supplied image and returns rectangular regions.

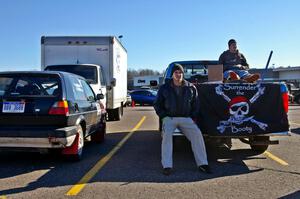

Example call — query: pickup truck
[160,60,290,153]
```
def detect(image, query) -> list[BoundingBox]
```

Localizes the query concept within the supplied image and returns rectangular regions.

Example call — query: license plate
[2,102,25,113]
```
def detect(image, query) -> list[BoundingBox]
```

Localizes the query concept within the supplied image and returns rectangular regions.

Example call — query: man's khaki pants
[161,117,208,168]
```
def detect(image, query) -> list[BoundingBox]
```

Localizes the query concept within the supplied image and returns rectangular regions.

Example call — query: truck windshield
[45,65,98,84]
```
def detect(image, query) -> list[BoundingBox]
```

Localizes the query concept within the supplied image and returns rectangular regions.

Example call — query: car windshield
[45,65,98,84]
[0,75,60,97]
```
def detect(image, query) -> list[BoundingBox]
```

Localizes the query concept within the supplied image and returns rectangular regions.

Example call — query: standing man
[154,63,210,175]
[219,39,260,82]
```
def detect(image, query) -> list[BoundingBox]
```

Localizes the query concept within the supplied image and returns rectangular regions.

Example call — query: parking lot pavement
[0,106,299,199]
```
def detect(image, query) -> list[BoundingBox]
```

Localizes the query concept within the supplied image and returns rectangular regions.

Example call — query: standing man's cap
[172,63,184,75]
[228,39,237,47]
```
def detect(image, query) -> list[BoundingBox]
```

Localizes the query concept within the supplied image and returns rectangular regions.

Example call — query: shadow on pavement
[290,127,300,135]
[279,190,300,199]
[0,130,265,195]
[91,130,264,183]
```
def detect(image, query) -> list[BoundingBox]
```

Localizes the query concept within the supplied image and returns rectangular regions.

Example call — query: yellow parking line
[0,196,7,199]
[263,151,289,166]
[66,116,146,196]
[290,122,300,126]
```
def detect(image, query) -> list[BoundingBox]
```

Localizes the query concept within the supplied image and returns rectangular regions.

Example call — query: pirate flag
[196,83,289,136]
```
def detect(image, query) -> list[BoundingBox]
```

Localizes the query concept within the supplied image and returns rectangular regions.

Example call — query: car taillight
[280,84,289,113]
[282,92,289,113]
[49,100,69,115]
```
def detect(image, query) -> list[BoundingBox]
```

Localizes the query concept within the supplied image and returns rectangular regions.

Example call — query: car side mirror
[86,79,93,84]
[96,93,104,100]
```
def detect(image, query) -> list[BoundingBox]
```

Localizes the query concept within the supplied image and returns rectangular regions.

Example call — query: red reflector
[282,93,289,113]
[49,101,69,115]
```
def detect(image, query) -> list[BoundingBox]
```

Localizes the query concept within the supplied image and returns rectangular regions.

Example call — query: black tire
[113,107,122,121]
[107,109,121,121]
[106,110,113,121]
[91,117,106,143]
[120,105,124,116]
[250,136,269,153]
[64,125,84,161]
[295,95,300,104]
[159,119,162,131]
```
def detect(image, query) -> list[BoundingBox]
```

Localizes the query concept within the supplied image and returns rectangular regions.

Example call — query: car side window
[80,80,96,102]
[70,77,86,101]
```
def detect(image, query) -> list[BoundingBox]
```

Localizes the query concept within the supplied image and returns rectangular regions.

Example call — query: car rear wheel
[62,125,84,161]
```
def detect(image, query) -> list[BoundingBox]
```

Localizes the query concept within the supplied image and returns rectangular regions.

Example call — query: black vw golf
[0,71,106,160]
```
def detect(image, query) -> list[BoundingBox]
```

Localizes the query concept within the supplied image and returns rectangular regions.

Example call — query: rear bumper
[172,129,290,137]
[0,126,78,148]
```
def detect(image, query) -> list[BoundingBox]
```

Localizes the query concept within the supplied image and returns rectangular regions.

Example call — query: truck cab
[41,36,128,121]
[44,64,107,110]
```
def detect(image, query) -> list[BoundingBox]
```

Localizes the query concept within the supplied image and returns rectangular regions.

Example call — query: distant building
[127,66,300,90]
[249,66,300,87]
[132,75,163,89]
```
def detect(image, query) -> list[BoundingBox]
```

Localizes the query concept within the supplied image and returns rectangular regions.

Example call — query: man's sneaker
[229,71,240,81]
[162,168,172,176]
[198,165,212,174]
[243,73,260,83]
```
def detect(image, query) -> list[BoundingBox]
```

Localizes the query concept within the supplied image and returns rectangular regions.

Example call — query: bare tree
[128,68,162,80]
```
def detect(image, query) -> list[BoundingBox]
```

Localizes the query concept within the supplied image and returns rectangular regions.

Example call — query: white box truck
[41,36,127,120]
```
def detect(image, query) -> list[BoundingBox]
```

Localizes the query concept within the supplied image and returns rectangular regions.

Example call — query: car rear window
[0,74,61,97]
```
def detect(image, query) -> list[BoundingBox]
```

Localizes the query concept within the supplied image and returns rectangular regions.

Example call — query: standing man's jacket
[154,80,199,119]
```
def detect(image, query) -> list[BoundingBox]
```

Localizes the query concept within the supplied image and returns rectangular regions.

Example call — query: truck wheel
[159,119,162,131]
[121,104,124,116]
[295,95,300,104]
[250,136,269,153]
[114,107,122,121]
[62,125,84,161]
[91,117,106,143]
[106,110,113,121]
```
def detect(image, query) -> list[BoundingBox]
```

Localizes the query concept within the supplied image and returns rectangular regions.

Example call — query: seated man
[219,39,260,83]
[154,64,211,175]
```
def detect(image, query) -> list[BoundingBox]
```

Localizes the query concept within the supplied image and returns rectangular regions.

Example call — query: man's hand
[241,65,249,70]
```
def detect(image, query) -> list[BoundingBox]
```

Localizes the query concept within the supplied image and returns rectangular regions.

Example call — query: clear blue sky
[0,0,299,72]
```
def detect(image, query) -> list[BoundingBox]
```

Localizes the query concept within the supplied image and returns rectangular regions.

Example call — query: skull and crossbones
[215,84,268,133]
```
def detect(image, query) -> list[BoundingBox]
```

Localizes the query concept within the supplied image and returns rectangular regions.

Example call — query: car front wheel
[91,116,106,143]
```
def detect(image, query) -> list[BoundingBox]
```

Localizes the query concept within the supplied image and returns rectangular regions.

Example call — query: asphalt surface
[0,105,299,199]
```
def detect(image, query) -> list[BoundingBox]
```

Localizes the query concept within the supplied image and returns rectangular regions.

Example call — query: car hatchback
[0,71,106,160]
